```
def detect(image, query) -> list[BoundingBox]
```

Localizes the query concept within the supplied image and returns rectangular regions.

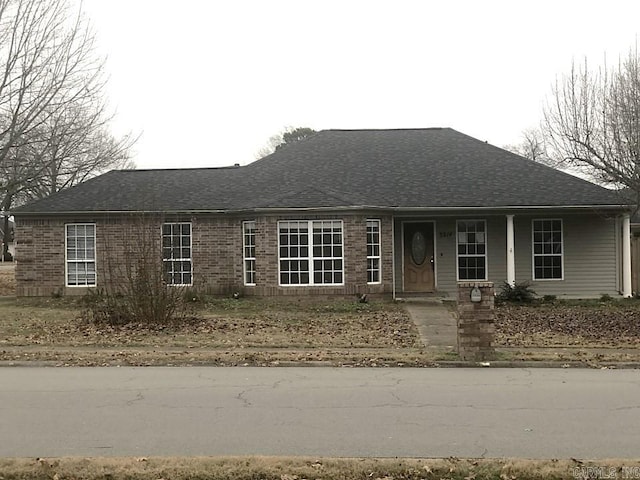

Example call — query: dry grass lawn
[0,294,435,366]
[495,301,640,348]
[0,297,418,349]
[0,263,15,296]
[2,456,638,480]
[0,265,435,366]
[3,264,640,366]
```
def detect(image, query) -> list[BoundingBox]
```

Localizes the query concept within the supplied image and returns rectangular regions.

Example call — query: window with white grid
[278,220,343,285]
[533,219,563,280]
[243,221,256,285]
[367,219,381,284]
[65,224,96,286]
[162,222,192,285]
[457,220,487,281]
[279,220,310,285]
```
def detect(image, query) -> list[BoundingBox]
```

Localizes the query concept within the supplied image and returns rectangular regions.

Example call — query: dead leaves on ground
[1,302,420,350]
[0,268,15,296]
[495,303,640,347]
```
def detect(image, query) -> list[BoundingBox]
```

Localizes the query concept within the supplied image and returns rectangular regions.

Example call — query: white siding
[434,218,457,294]
[514,214,618,297]
[394,213,619,298]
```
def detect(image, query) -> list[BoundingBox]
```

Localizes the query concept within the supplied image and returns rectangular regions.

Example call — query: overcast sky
[80,0,640,170]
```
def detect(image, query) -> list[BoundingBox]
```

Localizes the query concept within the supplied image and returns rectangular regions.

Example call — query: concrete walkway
[402,299,458,352]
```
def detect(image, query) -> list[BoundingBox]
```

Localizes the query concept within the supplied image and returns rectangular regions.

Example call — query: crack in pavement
[390,391,409,405]
[235,389,252,407]
[125,392,144,406]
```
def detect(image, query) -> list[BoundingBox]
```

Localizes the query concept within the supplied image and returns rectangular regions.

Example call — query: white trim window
[162,222,192,285]
[532,219,563,280]
[65,223,96,287]
[366,219,381,284]
[243,221,256,286]
[279,220,343,285]
[457,220,487,281]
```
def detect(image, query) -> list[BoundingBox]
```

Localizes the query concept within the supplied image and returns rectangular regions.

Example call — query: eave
[11,203,632,217]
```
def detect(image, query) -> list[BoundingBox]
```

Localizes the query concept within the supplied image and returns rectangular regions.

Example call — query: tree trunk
[2,215,9,261]
[1,194,13,261]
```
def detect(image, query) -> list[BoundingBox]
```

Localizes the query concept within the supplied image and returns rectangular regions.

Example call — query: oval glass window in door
[411,231,427,265]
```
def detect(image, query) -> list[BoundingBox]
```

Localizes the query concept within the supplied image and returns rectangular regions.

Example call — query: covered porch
[390,211,632,299]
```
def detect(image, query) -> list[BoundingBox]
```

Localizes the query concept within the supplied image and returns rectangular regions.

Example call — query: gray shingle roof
[14,128,626,214]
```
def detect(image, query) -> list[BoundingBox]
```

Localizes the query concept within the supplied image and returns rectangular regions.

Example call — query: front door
[403,222,435,292]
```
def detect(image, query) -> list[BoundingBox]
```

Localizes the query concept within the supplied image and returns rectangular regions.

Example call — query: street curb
[430,360,640,369]
[2,359,639,368]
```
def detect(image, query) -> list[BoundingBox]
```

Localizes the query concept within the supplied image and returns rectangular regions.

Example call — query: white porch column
[391,215,396,300]
[506,214,515,286]
[622,214,632,298]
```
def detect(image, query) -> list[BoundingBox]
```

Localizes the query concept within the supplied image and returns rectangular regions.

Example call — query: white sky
[79,0,640,170]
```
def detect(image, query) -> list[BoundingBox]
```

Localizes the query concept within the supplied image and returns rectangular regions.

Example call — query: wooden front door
[403,222,435,292]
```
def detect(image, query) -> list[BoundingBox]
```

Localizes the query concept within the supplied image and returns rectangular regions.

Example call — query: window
[533,219,563,280]
[279,220,343,285]
[367,219,381,283]
[162,222,192,285]
[243,221,256,285]
[457,220,487,281]
[66,224,96,286]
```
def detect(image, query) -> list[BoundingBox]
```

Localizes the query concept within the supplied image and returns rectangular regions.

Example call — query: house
[12,128,632,298]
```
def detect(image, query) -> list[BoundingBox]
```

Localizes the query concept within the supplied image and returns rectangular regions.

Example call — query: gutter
[11,203,633,217]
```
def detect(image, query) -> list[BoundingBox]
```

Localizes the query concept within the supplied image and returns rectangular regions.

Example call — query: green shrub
[496,281,536,303]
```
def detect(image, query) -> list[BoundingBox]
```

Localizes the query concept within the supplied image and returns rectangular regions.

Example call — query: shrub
[496,281,536,304]
[81,215,193,326]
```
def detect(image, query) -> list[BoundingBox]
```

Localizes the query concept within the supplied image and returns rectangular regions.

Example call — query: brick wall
[192,215,244,294]
[15,218,66,296]
[245,213,393,297]
[16,215,165,297]
[15,212,395,297]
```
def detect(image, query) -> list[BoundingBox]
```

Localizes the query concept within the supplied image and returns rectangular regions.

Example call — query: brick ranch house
[12,128,634,298]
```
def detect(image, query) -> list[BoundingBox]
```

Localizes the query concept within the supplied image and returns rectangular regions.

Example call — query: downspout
[615,216,621,294]
[391,215,396,300]
[506,214,515,286]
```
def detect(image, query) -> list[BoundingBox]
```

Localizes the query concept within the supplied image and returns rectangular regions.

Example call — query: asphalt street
[1,367,639,458]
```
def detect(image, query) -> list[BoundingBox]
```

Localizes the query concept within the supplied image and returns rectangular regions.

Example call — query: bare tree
[542,48,640,204]
[18,101,135,199]
[504,128,556,166]
[0,0,134,259]
[255,126,316,158]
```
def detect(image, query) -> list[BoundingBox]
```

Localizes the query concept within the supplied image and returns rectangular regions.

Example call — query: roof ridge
[321,127,448,133]
[116,165,244,173]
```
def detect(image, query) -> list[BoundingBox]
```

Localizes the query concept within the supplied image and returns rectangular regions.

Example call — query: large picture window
[457,220,487,281]
[279,220,343,285]
[66,224,96,286]
[162,222,192,285]
[533,219,563,280]
[243,221,256,285]
[367,219,381,284]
